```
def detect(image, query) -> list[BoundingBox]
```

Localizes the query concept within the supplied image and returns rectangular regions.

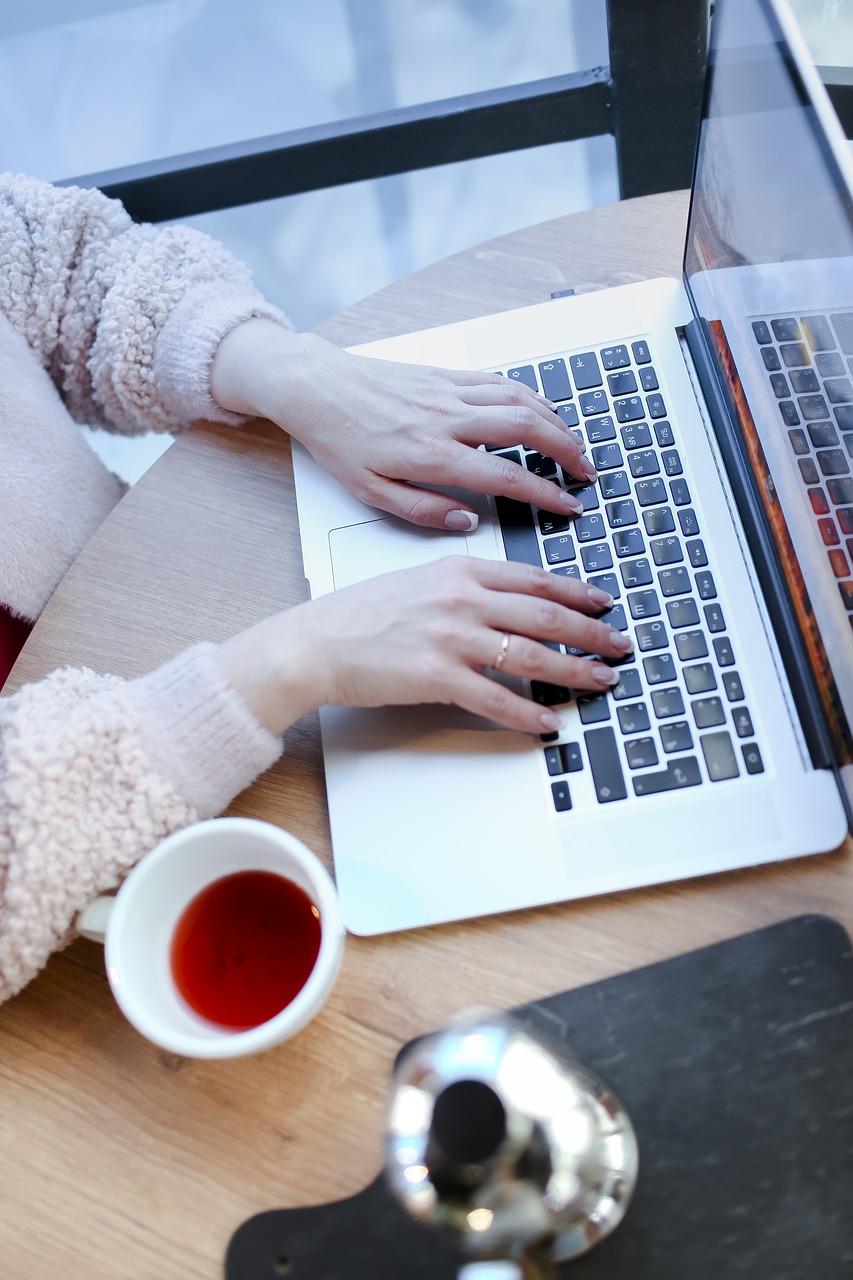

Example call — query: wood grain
[2,190,850,1280]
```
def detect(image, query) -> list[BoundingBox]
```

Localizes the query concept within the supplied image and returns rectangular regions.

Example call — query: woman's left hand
[211,320,597,531]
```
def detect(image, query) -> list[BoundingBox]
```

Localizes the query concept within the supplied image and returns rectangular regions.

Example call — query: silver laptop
[292,0,853,936]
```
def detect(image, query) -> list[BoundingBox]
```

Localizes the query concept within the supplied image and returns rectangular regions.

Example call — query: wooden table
[2,191,850,1279]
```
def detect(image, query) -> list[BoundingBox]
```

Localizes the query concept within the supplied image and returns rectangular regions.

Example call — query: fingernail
[580,458,598,480]
[539,711,561,731]
[592,664,620,687]
[444,509,478,531]
[587,586,614,608]
[610,630,635,652]
[561,492,585,513]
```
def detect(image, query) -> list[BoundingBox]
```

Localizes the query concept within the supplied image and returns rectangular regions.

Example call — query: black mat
[226,915,853,1279]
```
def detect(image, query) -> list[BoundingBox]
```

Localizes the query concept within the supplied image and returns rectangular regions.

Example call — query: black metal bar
[606,0,710,200]
[820,66,853,139]
[60,71,610,224]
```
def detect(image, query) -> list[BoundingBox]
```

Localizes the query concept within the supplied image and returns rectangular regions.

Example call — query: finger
[363,474,481,531]
[478,593,634,661]
[459,403,597,488]
[479,629,626,693]
[455,377,557,414]
[442,666,567,735]
[468,558,615,613]
[422,442,591,518]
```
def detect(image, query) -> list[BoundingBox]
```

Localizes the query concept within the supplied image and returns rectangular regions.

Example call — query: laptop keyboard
[752,313,853,623]
[487,340,765,814]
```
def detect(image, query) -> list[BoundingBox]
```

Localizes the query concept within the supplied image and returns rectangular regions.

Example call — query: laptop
[292,0,853,936]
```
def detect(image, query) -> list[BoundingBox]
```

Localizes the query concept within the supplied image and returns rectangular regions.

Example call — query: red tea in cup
[170,870,322,1031]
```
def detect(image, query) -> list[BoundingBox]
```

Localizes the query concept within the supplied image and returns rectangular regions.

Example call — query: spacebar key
[584,727,628,802]
[495,496,542,567]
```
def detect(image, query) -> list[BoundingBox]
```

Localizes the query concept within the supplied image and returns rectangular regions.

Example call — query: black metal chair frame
[61,0,853,225]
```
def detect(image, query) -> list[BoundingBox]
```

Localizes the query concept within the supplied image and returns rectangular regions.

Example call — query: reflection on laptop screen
[684,0,853,767]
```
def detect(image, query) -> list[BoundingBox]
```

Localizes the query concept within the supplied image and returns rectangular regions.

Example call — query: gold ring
[491,632,510,672]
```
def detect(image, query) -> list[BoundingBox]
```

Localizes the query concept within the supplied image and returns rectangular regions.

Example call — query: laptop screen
[684,0,853,769]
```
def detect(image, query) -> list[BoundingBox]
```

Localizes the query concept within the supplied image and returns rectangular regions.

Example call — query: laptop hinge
[684,317,837,772]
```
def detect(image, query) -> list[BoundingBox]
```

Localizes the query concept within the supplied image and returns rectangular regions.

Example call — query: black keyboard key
[614,396,645,423]
[581,542,613,572]
[666,597,700,628]
[563,741,584,772]
[557,403,580,428]
[830,313,853,354]
[613,528,645,558]
[770,373,790,399]
[635,619,669,652]
[606,499,638,529]
[567,482,600,511]
[686,539,708,567]
[816,352,846,377]
[543,533,577,564]
[839,581,853,611]
[772,318,800,342]
[591,442,624,471]
[643,653,677,684]
[620,557,653,588]
[544,746,565,776]
[761,346,782,371]
[836,406,853,432]
[732,706,754,738]
[660,721,694,754]
[651,536,684,566]
[659,566,692,597]
[654,420,675,447]
[629,450,660,478]
[692,695,725,728]
[639,367,659,392]
[633,756,702,795]
[742,742,765,774]
[828,477,853,504]
[644,506,676,535]
[588,571,621,598]
[621,422,653,450]
[646,393,667,419]
[685,664,717,694]
[578,693,612,725]
[807,423,839,449]
[600,345,630,370]
[652,687,685,719]
[525,451,557,477]
[538,510,571,536]
[799,394,830,421]
[809,487,831,515]
[617,702,651,734]
[627,588,661,620]
[801,314,835,351]
[818,448,850,477]
[675,630,708,661]
[789,368,820,393]
[600,602,628,631]
[573,513,606,542]
[678,508,700,537]
[612,668,643,701]
[780,342,810,367]
[703,602,726,632]
[713,636,736,666]
[752,321,772,344]
[584,726,628,802]
[508,364,538,391]
[626,737,658,769]
[722,671,745,702]
[779,400,801,427]
[538,359,572,401]
[635,478,668,507]
[600,470,631,499]
[495,496,541,567]
[586,414,616,443]
[570,352,603,389]
[825,378,853,404]
[799,457,820,485]
[532,681,572,706]
[662,449,683,477]
[631,340,652,364]
[670,478,692,506]
[608,370,637,396]
[551,564,582,580]
[701,730,739,780]
[551,779,573,811]
[694,569,717,599]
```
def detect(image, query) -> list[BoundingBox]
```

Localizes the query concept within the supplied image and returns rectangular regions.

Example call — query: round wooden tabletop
[3,190,850,1280]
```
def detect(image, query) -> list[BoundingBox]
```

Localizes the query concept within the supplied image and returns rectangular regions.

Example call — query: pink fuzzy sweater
[0,173,289,1003]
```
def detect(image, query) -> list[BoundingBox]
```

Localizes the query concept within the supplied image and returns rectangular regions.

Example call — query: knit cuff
[154,282,292,428]
[123,642,282,817]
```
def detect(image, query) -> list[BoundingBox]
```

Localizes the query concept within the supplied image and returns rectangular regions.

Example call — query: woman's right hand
[215,557,633,737]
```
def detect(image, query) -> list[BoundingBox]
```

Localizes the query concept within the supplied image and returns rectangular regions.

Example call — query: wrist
[213,609,321,736]
[210,319,332,429]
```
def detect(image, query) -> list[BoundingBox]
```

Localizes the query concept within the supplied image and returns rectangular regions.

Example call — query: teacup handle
[75,894,115,944]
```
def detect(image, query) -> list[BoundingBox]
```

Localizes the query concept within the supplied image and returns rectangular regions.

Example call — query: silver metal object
[385,1011,638,1279]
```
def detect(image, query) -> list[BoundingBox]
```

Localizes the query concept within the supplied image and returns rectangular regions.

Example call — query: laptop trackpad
[329,518,470,589]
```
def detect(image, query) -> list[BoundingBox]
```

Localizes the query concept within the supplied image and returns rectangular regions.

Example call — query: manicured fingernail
[592,664,620,686]
[539,711,561,730]
[580,458,598,480]
[610,631,634,652]
[561,492,585,513]
[587,586,614,608]
[444,509,478,531]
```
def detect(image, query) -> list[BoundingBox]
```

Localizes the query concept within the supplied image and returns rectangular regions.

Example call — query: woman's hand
[211,320,596,531]
[215,558,632,737]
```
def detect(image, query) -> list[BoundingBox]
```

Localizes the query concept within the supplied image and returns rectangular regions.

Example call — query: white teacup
[76,817,345,1059]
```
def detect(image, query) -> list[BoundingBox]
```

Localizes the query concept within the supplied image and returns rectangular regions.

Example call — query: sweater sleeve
[0,643,282,1004]
[0,171,291,435]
